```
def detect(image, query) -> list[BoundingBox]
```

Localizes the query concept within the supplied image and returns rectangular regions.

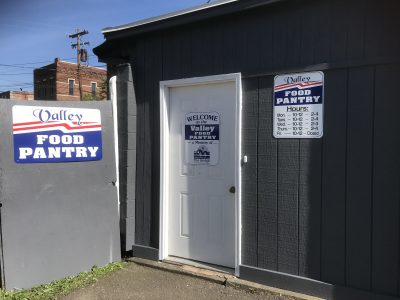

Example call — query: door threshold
[164,256,235,275]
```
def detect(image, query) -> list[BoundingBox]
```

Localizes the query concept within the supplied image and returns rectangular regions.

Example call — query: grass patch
[0,261,125,300]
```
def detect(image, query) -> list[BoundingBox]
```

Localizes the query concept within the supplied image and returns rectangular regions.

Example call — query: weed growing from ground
[0,261,124,300]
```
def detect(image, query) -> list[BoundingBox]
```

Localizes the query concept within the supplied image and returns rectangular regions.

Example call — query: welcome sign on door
[184,112,220,165]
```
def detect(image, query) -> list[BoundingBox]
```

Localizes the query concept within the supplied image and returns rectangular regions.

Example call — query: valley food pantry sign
[273,71,324,138]
[13,105,102,163]
[185,112,219,165]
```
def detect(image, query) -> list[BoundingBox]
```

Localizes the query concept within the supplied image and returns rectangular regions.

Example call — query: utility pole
[69,29,89,100]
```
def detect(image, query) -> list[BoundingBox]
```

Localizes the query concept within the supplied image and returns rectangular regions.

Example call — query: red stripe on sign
[13,121,56,127]
[13,121,97,127]
[274,81,322,90]
[13,123,101,132]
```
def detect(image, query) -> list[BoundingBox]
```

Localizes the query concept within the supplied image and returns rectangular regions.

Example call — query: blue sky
[0,0,207,93]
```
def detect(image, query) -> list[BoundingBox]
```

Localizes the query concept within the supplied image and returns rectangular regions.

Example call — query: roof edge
[102,0,238,34]
[94,0,287,62]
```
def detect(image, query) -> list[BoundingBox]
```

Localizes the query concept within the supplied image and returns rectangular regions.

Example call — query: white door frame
[159,73,242,275]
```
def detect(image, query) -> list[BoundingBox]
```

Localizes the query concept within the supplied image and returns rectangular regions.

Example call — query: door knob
[229,186,236,194]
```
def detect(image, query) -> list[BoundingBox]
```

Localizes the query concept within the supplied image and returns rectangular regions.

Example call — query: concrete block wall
[115,63,137,252]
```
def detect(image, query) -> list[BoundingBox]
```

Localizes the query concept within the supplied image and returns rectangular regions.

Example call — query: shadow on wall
[241,65,400,300]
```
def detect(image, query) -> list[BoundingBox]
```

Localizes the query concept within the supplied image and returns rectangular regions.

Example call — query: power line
[0,78,32,84]
[0,55,96,68]
[0,64,34,69]
[0,84,33,88]
[0,19,73,31]
[0,64,105,86]
[0,63,104,73]
[14,56,89,65]
[7,59,74,66]
[0,73,32,76]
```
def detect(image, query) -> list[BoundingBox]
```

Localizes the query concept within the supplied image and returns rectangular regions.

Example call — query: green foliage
[82,79,108,101]
[0,261,124,300]
[97,79,108,100]
[81,92,103,101]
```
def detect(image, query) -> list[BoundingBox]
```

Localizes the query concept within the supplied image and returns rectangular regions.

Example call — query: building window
[42,79,47,97]
[49,77,54,98]
[68,79,75,96]
[91,82,97,97]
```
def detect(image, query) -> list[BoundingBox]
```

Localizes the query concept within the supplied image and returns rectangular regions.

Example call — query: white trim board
[159,73,242,276]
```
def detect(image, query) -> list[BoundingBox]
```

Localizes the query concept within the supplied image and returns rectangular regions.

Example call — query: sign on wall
[273,71,324,138]
[184,112,219,165]
[13,105,102,163]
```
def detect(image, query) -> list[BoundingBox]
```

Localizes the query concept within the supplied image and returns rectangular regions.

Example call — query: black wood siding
[124,0,400,297]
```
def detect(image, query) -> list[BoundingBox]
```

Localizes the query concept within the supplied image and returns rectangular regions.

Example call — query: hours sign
[273,71,324,138]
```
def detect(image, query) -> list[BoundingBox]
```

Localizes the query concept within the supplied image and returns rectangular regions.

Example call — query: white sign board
[184,112,219,165]
[273,71,324,138]
[13,105,102,163]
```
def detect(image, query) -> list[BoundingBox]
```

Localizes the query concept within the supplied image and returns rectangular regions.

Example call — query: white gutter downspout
[109,76,120,215]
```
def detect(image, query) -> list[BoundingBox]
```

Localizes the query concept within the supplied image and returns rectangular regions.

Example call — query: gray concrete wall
[0,99,120,289]
[115,64,137,252]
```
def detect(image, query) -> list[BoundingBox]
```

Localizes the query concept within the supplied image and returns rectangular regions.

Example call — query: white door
[167,79,238,268]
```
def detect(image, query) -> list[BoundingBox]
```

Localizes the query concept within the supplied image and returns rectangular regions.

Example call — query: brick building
[34,58,107,100]
[0,91,34,100]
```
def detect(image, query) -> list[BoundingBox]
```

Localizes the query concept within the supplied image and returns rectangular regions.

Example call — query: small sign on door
[184,112,219,165]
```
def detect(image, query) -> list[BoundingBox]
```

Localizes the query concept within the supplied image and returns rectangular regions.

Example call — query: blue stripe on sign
[14,130,103,163]
[274,85,323,106]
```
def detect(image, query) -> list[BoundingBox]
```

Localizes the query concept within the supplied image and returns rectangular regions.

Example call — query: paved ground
[60,261,300,300]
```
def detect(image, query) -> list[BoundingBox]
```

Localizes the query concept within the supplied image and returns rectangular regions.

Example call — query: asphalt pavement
[59,259,321,300]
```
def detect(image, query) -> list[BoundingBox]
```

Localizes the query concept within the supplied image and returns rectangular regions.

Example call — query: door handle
[229,186,236,194]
